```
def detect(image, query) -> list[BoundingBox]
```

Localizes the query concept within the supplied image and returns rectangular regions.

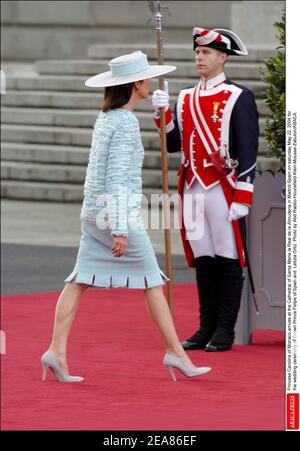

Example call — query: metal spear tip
[148,0,155,14]
[147,1,171,17]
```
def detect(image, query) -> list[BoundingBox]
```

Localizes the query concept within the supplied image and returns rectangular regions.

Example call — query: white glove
[152,81,169,110]
[228,202,249,222]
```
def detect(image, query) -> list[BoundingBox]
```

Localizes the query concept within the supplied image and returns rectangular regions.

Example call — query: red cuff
[153,107,173,130]
[232,181,254,206]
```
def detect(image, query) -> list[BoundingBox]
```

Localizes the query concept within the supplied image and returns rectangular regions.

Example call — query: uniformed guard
[152,27,259,351]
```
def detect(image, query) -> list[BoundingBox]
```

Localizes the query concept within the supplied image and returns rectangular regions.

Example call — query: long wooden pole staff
[152,1,174,315]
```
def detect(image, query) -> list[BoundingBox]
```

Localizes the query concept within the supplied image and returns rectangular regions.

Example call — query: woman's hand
[112,235,128,257]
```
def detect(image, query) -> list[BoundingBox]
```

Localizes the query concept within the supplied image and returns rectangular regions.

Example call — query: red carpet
[1,284,284,431]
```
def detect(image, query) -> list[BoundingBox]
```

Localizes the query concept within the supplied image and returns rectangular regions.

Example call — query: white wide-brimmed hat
[85,51,176,88]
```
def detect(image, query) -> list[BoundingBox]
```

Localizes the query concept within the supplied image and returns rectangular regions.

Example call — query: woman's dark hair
[102,82,134,112]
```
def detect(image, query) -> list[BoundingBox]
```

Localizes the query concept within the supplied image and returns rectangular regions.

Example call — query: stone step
[2,142,277,173]
[1,161,179,188]
[2,142,280,173]
[2,86,270,116]
[1,156,281,203]
[1,142,182,170]
[5,74,266,95]
[1,124,268,153]
[0,107,119,129]
[1,142,90,165]
[35,58,264,80]
[87,44,275,63]
[1,160,85,184]
[1,179,86,202]
[1,180,177,203]
[1,81,266,112]
[1,123,92,147]
[2,90,104,109]
[1,107,267,132]
[5,75,101,93]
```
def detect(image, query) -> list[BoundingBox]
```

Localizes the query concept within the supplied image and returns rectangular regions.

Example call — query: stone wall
[1,0,284,61]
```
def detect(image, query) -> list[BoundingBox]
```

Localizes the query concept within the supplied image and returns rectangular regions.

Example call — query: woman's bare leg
[47,281,89,374]
[144,285,196,368]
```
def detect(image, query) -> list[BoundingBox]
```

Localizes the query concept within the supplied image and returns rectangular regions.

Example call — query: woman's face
[136,79,151,99]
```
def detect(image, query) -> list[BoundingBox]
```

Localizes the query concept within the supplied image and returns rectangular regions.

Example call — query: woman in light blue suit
[41,52,211,383]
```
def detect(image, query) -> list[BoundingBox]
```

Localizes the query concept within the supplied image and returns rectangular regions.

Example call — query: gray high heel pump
[163,353,211,382]
[41,350,84,382]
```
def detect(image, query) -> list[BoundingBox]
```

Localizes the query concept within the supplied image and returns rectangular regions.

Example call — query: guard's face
[194,46,227,79]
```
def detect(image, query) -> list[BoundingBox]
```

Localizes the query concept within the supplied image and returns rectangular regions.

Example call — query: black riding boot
[205,255,244,352]
[181,256,219,350]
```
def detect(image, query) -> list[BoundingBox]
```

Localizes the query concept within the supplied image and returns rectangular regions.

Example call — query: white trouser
[183,179,238,259]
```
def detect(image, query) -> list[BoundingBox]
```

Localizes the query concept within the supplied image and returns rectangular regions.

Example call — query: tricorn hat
[193,27,248,56]
[85,51,176,88]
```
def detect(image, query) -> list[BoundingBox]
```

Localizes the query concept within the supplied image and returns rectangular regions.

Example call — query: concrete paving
[1,199,184,252]
[1,199,195,294]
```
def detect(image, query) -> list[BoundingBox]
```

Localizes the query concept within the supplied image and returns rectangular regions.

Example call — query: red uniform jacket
[154,74,259,268]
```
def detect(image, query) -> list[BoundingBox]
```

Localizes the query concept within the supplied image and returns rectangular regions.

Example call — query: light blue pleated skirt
[64,218,169,289]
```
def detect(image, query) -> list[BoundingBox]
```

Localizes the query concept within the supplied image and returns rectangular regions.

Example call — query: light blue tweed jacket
[80,108,144,236]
